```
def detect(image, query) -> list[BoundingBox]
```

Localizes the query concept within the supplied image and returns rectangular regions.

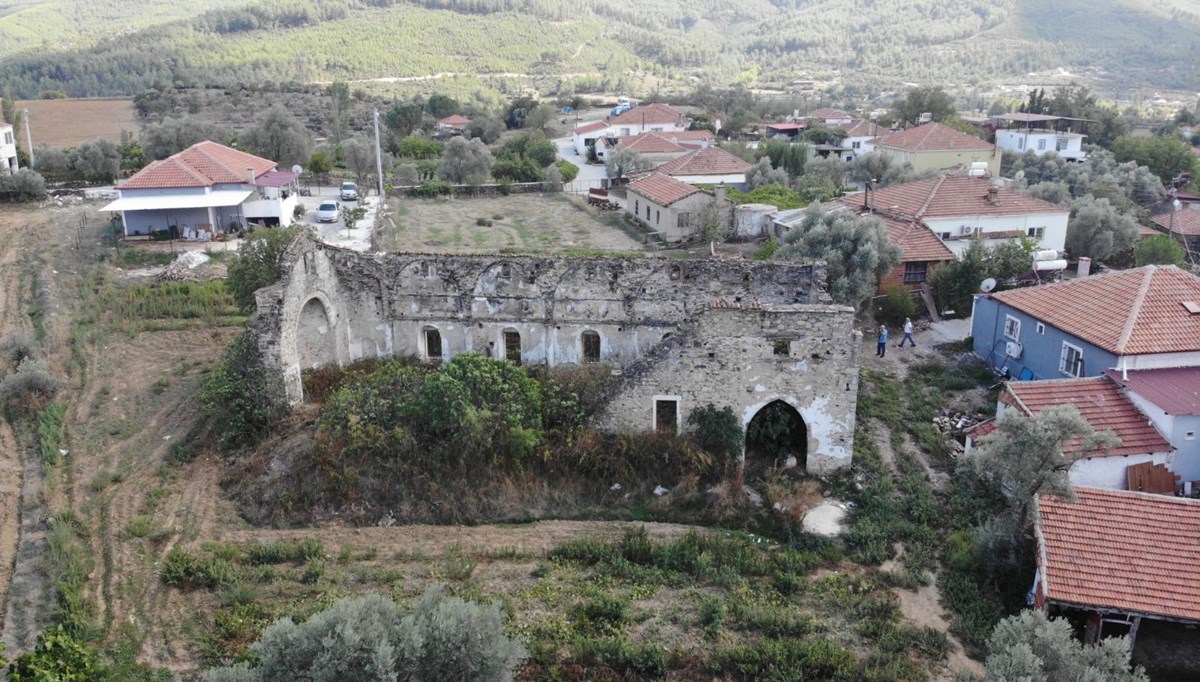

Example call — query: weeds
[245,538,324,565]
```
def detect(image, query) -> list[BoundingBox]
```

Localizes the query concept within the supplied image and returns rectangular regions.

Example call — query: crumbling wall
[251,239,860,471]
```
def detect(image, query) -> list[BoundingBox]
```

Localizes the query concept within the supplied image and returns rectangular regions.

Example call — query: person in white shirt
[899,317,916,347]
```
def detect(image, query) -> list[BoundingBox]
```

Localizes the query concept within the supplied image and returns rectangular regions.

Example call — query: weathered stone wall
[251,239,860,472]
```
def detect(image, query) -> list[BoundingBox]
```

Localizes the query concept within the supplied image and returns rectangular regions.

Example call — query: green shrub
[875,284,919,328]
[200,331,287,450]
[570,637,668,678]
[245,538,323,565]
[710,638,858,681]
[225,226,305,312]
[687,403,744,464]
[572,593,629,634]
[160,548,236,589]
[555,159,579,184]
[0,358,61,416]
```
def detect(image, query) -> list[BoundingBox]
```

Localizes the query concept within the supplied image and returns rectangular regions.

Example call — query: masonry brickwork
[251,239,861,472]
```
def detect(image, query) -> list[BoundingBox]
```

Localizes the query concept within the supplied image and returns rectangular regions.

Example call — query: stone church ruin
[251,239,862,473]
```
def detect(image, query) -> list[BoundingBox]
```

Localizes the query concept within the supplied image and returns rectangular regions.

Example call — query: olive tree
[241,106,312,168]
[1065,195,1139,262]
[985,610,1147,682]
[773,204,900,309]
[436,137,493,185]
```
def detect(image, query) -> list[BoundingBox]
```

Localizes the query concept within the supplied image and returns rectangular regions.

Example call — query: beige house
[868,122,1001,176]
[626,173,713,241]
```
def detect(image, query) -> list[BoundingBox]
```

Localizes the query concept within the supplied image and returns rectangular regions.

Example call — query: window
[1018,138,1024,150]
[498,263,512,280]
[1059,342,1084,377]
[939,232,952,240]
[503,331,521,365]
[1036,322,1046,335]
[1004,315,1021,341]
[1037,139,1047,151]
[423,328,442,361]
[418,261,434,278]
[656,210,660,225]
[645,205,650,220]
[773,340,790,356]
[903,262,928,284]
[581,330,601,363]
[1186,431,1197,441]
[851,141,861,149]
[1027,227,1045,239]
[3,132,11,144]
[653,397,680,435]
[620,127,631,136]
[634,200,638,215]
[1056,138,1069,152]
[650,127,663,132]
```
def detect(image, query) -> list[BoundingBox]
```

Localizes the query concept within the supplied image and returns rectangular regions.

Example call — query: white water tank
[1034,259,1069,271]
[734,204,778,239]
[1032,249,1059,261]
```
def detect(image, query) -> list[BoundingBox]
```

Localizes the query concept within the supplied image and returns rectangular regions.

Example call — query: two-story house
[831,119,882,162]
[972,265,1200,381]
[993,113,1087,161]
[869,122,1002,176]
[0,122,17,175]
[101,141,297,237]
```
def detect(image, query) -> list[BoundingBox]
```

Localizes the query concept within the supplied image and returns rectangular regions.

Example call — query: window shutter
[1059,343,1069,373]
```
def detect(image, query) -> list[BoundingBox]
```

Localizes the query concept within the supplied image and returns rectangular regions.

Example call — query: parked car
[340,181,358,201]
[316,201,339,223]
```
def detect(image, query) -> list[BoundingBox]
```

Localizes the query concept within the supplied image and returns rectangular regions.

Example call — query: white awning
[100,189,254,212]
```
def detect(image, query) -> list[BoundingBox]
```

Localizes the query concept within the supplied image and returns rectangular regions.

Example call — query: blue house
[972,265,1200,381]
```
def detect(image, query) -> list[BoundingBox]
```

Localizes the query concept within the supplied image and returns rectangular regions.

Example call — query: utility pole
[22,108,33,168]
[372,109,384,199]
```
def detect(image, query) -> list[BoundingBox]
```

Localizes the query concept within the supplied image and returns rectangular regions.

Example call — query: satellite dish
[291,164,303,174]
[980,278,998,293]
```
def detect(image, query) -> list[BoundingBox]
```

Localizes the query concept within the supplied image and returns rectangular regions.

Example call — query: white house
[595,131,715,164]
[435,115,470,136]
[993,113,1087,161]
[832,119,882,162]
[0,122,17,175]
[971,377,1175,490]
[858,176,1069,257]
[102,141,297,238]
[605,103,687,137]
[572,120,609,157]
[625,173,714,242]
[1106,367,1200,488]
[645,147,752,188]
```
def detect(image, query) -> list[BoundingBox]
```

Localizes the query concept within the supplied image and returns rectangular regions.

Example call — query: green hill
[0,0,1197,99]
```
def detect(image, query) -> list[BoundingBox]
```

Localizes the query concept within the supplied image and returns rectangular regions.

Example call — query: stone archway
[745,400,808,472]
[297,296,337,370]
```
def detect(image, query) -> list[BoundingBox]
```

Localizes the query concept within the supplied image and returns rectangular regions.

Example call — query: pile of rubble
[158,251,210,281]
[932,409,989,456]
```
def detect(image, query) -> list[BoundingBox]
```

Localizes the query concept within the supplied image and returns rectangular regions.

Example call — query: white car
[316,201,339,223]
[340,181,358,201]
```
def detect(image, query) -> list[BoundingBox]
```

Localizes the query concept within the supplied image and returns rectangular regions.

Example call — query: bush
[0,331,37,366]
[1134,233,1186,266]
[226,226,305,312]
[245,538,324,565]
[161,548,236,589]
[555,159,579,184]
[203,589,526,682]
[0,168,48,202]
[200,332,287,450]
[0,357,61,416]
[710,638,857,681]
[687,403,744,464]
[874,284,919,328]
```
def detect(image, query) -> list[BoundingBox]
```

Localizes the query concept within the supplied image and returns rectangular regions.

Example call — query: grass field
[16,97,138,147]
[380,194,647,255]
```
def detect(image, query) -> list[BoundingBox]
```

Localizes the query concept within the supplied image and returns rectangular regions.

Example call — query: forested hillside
[0,0,1197,99]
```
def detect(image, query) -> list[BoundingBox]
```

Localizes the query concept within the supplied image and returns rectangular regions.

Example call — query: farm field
[15,97,138,148]
[380,193,647,255]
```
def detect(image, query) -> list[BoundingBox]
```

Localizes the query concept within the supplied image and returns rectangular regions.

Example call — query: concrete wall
[996,131,1086,160]
[1069,453,1172,490]
[925,211,1068,255]
[626,191,712,241]
[1123,390,1200,485]
[876,146,1001,176]
[251,240,859,472]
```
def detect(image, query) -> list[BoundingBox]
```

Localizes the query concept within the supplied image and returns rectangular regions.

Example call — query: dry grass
[16,98,139,148]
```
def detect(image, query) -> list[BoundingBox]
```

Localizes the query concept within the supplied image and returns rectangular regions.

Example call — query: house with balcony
[870,122,1002,176]
[993,113,1088,161]
[101,141,297,238]
[971,265,1200,382]
[0,122,17,175]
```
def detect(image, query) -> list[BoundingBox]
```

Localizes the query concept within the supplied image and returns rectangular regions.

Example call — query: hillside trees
[241,106,311,167]
[1112,134,1199,186]
[201,331,287,450]
[226,226,305,311]
[437,137,493,184]
[1134,233,1186,267]
[0,169,46,202]
[340,137,375,187]
[774,205,900,308]
[890,86,956,126]
[141,116,230,160]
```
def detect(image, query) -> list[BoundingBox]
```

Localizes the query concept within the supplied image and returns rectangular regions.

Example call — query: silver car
[316,201,339,223]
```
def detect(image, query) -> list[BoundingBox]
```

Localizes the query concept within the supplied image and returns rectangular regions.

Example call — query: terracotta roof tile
[831,196,956,263]
[627,173,705,207]
[655,147,751,177]
[873,122,995,153]
[574,121,608,135]
[1036,487,1200,622]
[1151,210,1200,237]
[807,108,852,120]
[619,133,688,154]
[608,103,683,127]
[855,176,1064,219]
[1105,367,1200,416]
[1003,377,1172,457]
[438,114,470,128]
[990,265,1200,355]
[835,119,879,137]
[118,141,276,190]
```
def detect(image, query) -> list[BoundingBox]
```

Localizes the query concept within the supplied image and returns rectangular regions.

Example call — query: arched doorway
[745,400,807,472]
[297,297,336,369]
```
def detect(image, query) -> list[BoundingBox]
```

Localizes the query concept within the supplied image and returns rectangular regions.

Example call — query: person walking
[899,317,916,347]
[876,324,888,357]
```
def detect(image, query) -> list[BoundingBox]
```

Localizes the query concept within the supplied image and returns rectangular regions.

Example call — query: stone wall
[251,239,860,472]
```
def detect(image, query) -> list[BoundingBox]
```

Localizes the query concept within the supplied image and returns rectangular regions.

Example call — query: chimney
[715,183,726,205]
[247,167,256,185]
[986,186,998,205]
[1077,257,1091,278]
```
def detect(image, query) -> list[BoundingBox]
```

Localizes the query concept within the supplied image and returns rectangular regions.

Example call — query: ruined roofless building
[251,239,862,473]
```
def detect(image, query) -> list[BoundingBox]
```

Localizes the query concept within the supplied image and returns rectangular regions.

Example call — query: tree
[759,139,807,178]
[200,331,287,451]
[425,94,460,119]
[117,129,144,172]
[554,159,578,184]
[1019,88,1049,115]
[204,590,526,682]
[340,137,374,187]
[0,169,46,202]
[687,404,744,464]
[746,157,788,190]
[385,102,424,138]
[394,162,420,185]
[773,205,900,308]
[688,113,716,133]
[241,106,311,168]
[1111,135,1199,185]
[326,81,351,145]
[0,87,16,136]
[226,226,305,311]
[68,139,120,183]
[395,136,443,160]
[985,610,1147,682]
[891,86,956,126]
[504,96,538,129]
[307,151,333,176]
[465,116,504,144]
[491,158,545,183]
[928,239,1031,316]
[524,138,557,168]
[437,137,493,185]
[605,146,653,180]
[1134,233,1186,266]
[140,116,229,160]
[848,153,928,187]
[1009,149,1166,209]
[1066,195,1139,262]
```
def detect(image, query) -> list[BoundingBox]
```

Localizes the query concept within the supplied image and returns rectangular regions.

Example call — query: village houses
[0,120,17,175]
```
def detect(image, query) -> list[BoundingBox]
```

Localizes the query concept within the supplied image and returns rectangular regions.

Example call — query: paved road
[553,135,609,194]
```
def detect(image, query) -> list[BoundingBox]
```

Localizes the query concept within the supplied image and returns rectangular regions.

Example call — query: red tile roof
[807,108,852,120]
[574,121,608,135]
[873,122,995,153]
[966,419,996,440]
[835,119,879,137]
[627,173,706,207]
[872,212,956,263]
[438,114,470,128]
[654,147,751,177]
[990,265,1200,356]
[1105,367,1200,416]
[619,133,687,154]
[856,176,1064,219]
[1151,210,1200,237]
[608,103,683,127]
[765,123,806,131]
[1003,377,1172,457]
[1036,487,1200,622]
[118,141,276,190]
